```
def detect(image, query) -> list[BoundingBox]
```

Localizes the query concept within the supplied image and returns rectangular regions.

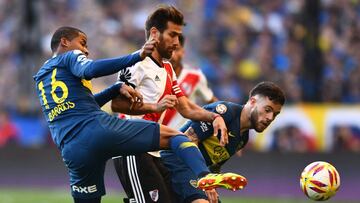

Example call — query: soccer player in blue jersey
[161,81,285,203]
[33,26,244,203]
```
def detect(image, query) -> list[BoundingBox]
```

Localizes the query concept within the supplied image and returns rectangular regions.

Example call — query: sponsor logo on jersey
[202,136,230,164]
[118,68,136,88]
[76,53,92,66]
[119,68,131,81]
[149,189,159,202]
[155,75,160,81]
[72,184,97,194]
[200,121,209,132]
[215,104,227,114]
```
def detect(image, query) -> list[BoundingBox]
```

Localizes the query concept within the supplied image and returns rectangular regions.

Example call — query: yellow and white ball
[300,161,340,201]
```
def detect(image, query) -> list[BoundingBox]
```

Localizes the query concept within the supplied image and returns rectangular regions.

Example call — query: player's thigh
[97,115,161,156]
[61,134,107,199]
[161,151,208,202]
[114,153,174,203]
[158,124,183,148]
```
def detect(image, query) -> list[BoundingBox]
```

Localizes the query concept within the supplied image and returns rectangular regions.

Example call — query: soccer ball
[300,161,340,201]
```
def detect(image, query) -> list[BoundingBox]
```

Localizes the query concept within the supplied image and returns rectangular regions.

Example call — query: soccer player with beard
[161,81,285,203]
[111,5,240,203]
[162,35,218,130]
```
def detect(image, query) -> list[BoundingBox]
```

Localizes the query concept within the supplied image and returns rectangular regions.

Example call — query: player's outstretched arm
[94,83,142,107]
[68,37,158,80]
[111,94,177,115]
[94,83,123,107]
[176,97,229,146]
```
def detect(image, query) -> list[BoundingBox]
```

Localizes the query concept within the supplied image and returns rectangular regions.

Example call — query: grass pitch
[0,188,356,203]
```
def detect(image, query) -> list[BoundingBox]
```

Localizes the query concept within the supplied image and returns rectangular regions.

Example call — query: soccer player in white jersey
[111,6,233,203]
[162,35,217,130]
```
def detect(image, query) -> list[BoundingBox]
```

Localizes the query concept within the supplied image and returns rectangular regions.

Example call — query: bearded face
[157,34,173,59]
[249,96,282,132]
[250,107,268,132]
[155,21,182,60]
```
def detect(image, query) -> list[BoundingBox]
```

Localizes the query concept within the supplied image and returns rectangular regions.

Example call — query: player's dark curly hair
[50,26,85,52]
[145,5,185,39]
[249,81,286,105]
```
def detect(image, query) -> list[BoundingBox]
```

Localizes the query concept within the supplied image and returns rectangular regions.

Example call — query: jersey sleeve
[117,63,145,89]
[64,50,142,80]
[63,50,93,78]
[93,82,122,107]
[188,102,237,141]
[204,102,237,125]
[170,66,185,98]
[196,70,214,102]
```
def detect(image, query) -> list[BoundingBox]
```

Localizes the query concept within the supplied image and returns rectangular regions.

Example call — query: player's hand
[139,35,159,59]
[119,84,143,109]
[205,189,219,203]
[155,95,178,112]
[212,115,228,146]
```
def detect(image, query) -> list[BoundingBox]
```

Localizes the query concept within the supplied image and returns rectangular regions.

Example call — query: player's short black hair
[250,81,286,105]
[145,5,185,39]
[50,26,84,52]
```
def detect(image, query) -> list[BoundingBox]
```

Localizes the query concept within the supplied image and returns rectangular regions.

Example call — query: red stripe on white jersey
[142,62,182,122]
[162,72,200,125]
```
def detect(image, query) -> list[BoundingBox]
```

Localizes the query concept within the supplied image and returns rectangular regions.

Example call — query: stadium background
[0,0,359,202]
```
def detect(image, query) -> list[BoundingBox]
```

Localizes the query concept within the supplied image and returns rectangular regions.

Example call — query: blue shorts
[160,150,207,202]
[60,113,160,199]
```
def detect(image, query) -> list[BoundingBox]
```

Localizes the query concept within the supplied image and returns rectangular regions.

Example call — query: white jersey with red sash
[117,56,184,122]
[162,64,214,130]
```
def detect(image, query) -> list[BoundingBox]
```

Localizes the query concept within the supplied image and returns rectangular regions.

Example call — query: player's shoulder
[204,101,241,114]
[52,49,90,67]
[70,49,83,56]
[60,49,84,59]
[66,50,92,65]
[33,53,67,80]
[125,57,158,74]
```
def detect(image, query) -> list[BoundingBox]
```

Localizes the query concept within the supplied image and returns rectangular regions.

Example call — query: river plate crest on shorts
[149,189,159,202]
[215,104,227,114]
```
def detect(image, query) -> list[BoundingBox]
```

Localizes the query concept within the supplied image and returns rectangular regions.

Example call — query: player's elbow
[111,100,121,112]
[111,98,132,114]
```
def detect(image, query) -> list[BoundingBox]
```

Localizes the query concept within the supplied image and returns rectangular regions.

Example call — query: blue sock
[169,135,210,178]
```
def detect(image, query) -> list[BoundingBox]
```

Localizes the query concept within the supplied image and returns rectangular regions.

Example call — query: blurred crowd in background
[0,0,359,152]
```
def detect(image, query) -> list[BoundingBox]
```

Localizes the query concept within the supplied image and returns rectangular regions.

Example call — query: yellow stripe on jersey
[81,79,93,92]
[203,136,230,164]
[179,142,198,150]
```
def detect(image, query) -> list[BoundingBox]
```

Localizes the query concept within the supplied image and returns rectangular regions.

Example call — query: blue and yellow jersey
[33,50,141,147]
[180,101,249,169]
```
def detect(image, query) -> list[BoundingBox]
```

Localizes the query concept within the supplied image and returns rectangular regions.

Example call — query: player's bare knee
[192,199,209,203]
[159,124,183,148]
